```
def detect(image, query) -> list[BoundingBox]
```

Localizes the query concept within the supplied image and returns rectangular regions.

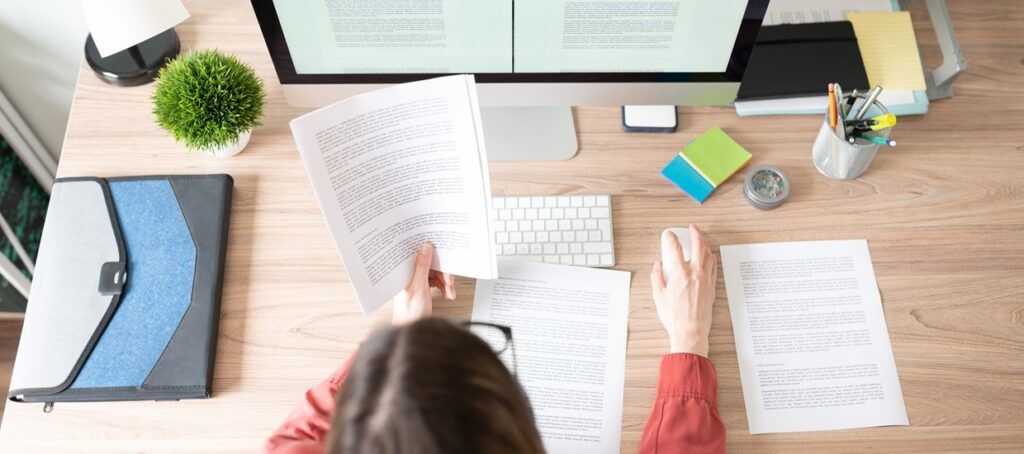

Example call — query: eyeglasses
[462,321,518,375]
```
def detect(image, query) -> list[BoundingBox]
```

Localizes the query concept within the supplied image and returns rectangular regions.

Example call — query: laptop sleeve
[736,21,871,101]
[7,174,233,407]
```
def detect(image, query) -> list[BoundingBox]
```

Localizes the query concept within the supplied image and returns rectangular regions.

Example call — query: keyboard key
[530,243,542,254]
[557,196,570,207]
[602,228,612,241]
[494,221,506,232]
[599,219,611,229]
[559,220,571,230]
[508,221,519,232]
[519,220,532,231]
[565,208,577,219]
[578,207,591,218]
[591,207,610,218]
[539,208,551,219]
[573,254,586,265]
[571,196,583,206]
[585,219,597,230]
[536,231,549,242]
[583,196,596,207]
[525,209,537,220]
[597,195,610,206]
[570,243,583,254]
[560,255,573,265]
[557,243,569,254]
[499,210,511,221]
[550,231,562,242]
[516,244,529,254]
[524,232,536,243]
[552,208,564,219]
[564,231,575,242]
[600,254,614,266]
[544,255,559,264]
[512,209,525,220]
[589,230,602,242]
[532,220,545,231]
[543,243,556,254]
[584,242,612,253]
[507,198,518,209]
[510,232,522,243]
[531,197,544,207]
[503,244,515,255]
[545,220,558,230]
[572,219,584,230]
[544,197,557,208]
[587,254,599,266]
[496,232,509,244]
[519,197,531,208]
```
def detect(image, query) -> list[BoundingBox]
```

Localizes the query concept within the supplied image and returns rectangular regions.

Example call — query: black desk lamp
[81,0,190,87]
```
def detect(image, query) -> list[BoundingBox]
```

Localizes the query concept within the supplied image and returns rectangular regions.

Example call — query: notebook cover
[679,127,752,187]
[8,174,232,403]
[736,22,871,101]
[661,155,715,204]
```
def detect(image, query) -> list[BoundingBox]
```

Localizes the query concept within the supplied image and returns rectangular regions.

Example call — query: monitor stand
[480,107,578,161]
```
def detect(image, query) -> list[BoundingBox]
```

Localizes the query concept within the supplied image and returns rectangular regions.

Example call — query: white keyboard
[491,195,615,267]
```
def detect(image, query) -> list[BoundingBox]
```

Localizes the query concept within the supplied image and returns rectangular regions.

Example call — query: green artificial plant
[152,49,265,152]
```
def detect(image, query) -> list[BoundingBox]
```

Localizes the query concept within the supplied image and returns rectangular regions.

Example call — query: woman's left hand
[391,243,456,325]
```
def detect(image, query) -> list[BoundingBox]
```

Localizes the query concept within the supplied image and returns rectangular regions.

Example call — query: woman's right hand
[650,225,718,357]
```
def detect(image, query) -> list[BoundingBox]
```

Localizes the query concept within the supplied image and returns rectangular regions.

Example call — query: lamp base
[85,29,181,87]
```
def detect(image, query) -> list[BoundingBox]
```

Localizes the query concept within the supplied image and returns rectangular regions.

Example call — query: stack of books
[661,127,752,204]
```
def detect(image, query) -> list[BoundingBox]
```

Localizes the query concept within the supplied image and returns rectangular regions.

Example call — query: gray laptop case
[8,174,232,407]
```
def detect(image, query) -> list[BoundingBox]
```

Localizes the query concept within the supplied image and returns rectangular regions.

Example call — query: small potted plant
[153,49,265,157]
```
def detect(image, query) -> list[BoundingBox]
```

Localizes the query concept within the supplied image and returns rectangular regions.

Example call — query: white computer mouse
[661,227,693,282]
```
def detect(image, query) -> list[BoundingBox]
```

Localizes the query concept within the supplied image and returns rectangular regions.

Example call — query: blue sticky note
[661,154,715,204]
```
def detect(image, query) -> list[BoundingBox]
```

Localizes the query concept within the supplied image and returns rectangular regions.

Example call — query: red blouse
[265,353,725,454]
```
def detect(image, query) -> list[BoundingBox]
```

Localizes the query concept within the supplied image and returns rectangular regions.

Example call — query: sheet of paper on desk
[762,0,892,26]
[846,12,928,91]
[291,75,497,314]
[471,261,631,453]
[720,240,908,434]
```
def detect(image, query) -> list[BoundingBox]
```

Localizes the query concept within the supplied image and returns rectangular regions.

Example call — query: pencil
[828,84,837,129]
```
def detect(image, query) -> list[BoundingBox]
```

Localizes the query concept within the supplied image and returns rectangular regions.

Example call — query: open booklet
[291,75,497,314]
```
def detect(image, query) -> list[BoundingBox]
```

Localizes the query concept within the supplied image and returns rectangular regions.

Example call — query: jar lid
[744,165,790,210]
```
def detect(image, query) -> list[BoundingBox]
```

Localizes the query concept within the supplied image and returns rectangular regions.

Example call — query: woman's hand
[391,243,456,325]
[650,225,718,357]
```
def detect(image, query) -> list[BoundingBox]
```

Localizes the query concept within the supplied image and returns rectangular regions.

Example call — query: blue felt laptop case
[7,174,232,406]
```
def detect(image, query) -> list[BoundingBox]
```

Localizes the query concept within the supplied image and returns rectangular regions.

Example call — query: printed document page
[471,261,631,453]
[514,0,748,72]
[720,240,908,434]
[291,75,496,314]
[762,0,893,26]
[272,0,512,73]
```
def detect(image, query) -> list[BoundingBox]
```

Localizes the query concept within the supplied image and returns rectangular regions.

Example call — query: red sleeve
[263,354,355,454]
[639,353,726,454]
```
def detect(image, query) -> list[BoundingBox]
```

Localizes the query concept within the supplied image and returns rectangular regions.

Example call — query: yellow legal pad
[846,11,927,91]
[679,127,751,188]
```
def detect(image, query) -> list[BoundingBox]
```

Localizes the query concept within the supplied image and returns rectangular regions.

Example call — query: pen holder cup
[812,98,890,180]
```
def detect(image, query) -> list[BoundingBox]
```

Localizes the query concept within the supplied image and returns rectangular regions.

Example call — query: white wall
[0,1,88,160]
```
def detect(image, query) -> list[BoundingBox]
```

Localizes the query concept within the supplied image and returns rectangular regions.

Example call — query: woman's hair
[326,318,544,454]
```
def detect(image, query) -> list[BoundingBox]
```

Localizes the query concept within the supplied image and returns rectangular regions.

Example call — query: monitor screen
[253,0,768,83]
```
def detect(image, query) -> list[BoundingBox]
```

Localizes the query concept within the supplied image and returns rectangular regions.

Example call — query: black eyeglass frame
[461,321,518,375]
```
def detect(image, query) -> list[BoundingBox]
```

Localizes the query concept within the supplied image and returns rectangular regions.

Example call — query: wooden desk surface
[2,0,1022,451]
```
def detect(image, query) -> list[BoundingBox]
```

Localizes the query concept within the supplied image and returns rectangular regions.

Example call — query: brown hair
[326,318,544,454]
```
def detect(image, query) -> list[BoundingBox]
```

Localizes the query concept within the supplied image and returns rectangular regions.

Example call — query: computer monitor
[251,0,768,160]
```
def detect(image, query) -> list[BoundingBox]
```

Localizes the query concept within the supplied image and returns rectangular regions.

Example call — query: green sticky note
[679,127,752,187]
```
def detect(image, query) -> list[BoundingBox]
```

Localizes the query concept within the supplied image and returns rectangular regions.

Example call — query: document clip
[98,261,127,295]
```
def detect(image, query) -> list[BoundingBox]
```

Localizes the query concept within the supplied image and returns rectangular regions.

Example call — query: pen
[828,84,837,129]
[845,88,860,116]
[847,135,896,147]
[853,85,883,121]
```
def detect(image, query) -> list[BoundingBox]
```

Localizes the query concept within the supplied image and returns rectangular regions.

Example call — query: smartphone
[622,105,677,133]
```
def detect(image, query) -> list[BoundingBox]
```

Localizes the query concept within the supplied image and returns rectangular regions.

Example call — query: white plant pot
[210,130,252,158]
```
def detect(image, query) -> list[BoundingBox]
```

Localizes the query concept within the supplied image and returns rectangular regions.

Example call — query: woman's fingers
[411,243,434,288]
[689,224,705,273]
[650,261,666,292]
